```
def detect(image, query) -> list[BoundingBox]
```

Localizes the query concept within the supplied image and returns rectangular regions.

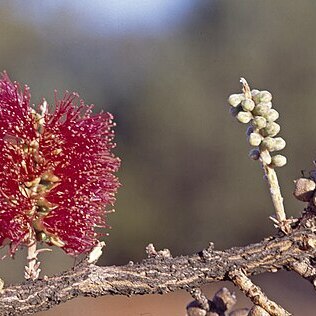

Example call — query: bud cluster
[228,86,286,168]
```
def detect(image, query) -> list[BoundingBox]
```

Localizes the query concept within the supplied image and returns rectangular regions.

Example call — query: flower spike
[0,73,120,279]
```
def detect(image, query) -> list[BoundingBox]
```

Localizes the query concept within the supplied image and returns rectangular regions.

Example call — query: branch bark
[0,223,315,315]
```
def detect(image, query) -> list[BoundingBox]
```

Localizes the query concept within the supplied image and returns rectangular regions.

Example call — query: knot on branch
[199,242,215,260]
[145,243,172,259]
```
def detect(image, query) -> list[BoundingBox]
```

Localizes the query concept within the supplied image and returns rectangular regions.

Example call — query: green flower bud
[253,102,271,116]
[241,99,255,111]
[260,150,272,164]
[259,90,272,102]
[261,122,281,137]
[270,154,287,168]
[236,111,252,124]
[246,126,254,136]
[249,132,262,146]
[228,93,245,107]
[273,137,286,151]
[261,137,276,151]
[264,109,279,122]
[230,105,242,117]
[252,116,267,129]
[251,89,260,96]
[251,89,261,104]
[249,148,260,160]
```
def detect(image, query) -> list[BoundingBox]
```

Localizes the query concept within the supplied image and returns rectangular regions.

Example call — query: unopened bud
[260,150,272,164]
[251,90,261,104]
[241,99,255,111]
[228,94,245,107]
[264,109,279,122]
[246,126,254,136]
[252,116,266,129]
[236,111,252,124]
[253,102,271,116]
[230,105,242,117]
[261,122,280,137]
[270,154,287,167]
[248,133,262,146]
[249,148,260,160]
[293,178,316,202]
[273,137,286,151]
[261,137,276,151]
[259,90,272,102]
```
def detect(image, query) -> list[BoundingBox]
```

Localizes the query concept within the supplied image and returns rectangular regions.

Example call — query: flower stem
[261,156,286,223]
[25,235,41,281]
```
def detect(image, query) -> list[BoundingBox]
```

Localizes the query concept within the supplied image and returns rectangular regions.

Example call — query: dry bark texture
[0,212,316,315]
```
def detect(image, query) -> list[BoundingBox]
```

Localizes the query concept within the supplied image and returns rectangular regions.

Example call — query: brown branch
[229,269,291,315]
[0,225,315,315]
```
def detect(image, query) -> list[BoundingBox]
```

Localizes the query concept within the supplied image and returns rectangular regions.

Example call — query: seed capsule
[241,99,255,111]
[261,122,280,137]
[248,132,262,146]
[293,178,316,202]
[270,154,287,167]
[228,93,245,107]
[236,111,252,124]
[252,116,267,129]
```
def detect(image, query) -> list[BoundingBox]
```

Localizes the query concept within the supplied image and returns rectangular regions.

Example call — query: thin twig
[229,269,291,316]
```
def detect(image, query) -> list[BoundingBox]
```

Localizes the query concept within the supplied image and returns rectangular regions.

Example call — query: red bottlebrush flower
[0,72,120,256]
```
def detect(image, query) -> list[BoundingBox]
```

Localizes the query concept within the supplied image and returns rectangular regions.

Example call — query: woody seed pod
[228,94,245,107]
[241,98,255,111]
[236,111,252,124]
[293,178,316,202]
[252,116,267,129]
[248,132,262,146]
[270,154,287,167]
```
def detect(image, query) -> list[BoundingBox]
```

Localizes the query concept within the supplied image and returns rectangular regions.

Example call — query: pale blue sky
[11,0,195,35]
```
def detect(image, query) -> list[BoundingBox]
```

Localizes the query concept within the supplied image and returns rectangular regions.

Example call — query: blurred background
[0,0,316,314]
